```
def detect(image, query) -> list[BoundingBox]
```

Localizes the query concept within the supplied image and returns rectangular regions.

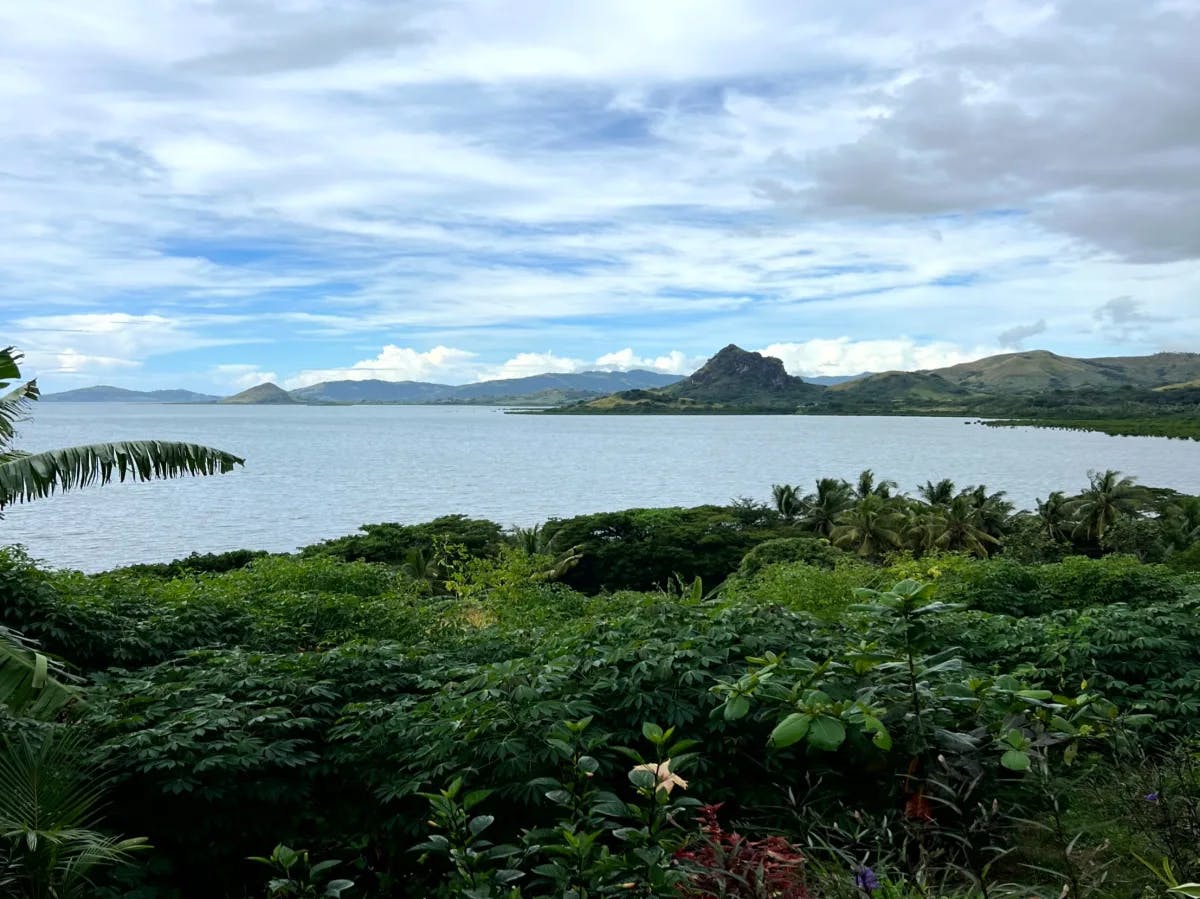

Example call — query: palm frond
[0,379,38,448]
[0,440,244,509]
[0,347,20,384]
[0,628,79,720]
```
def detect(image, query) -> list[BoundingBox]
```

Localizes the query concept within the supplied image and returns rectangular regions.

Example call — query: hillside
[218,382,298,405]
[917,349,1200,393]
[290,369,680,404]
[41,386,220,403]
[552,345,824,413]
[289,379,448,403]
[824,371,971,410]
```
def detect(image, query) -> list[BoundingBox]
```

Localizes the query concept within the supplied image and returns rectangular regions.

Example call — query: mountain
[923,350,1200,393]
[40,386,220,403]
[826,371,971,407]
[218,382,299,405]
[804,373,871,387]
[289,379,448,403]
[555,345,824,413]
[447,369,680,401]
[829,349,1200,407]
[288,369,681,404]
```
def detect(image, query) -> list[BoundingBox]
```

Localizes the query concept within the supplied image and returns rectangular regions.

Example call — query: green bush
[935,554,1184,616]
[720,558,878,618]
[735,536,842,578]
[539,505,793,593]
[300,515,506,564]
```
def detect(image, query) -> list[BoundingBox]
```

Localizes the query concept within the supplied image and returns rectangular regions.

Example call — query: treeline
[1,472,1200,897]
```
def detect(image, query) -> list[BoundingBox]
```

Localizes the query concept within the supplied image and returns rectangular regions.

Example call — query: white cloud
[759,338,1002,377]
[2,0,1198,395]
[483,352,586,381]
[52,349,140,374]
[283,345,479,388]
[593,348,699,374]
[212,364,279,391]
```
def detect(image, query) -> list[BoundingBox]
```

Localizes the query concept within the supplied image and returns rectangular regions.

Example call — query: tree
[1035,491,1072,543]
[0,346,243,718]
[917,478,956,506]
[799,477,853,537]
[1069,469,1146,544]
[770,484,802,522]
[934,494,1001,558]
[855,468,897,500]
[830,494,904,558]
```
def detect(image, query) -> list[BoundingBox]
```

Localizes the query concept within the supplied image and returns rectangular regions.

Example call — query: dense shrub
[934,554,1184,616]
[735,536,842,578]
[540,505,794,593]
[300,515,507,564]
[114,548,270,578]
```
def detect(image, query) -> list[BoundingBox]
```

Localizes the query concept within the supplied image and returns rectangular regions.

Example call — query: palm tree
[0,728,147,898]
[855,469,898,500]
[902,505,944,556]
[770,483,802,522]
[1035,491,1072,543]
[960,484,1013,542]
[916,478,956,506]
[934,494,1001,558]
[1163,495,1200,550]
[831,494,904,558]
[1,346,243,718]
[1070,469,1146,543]
[799,477,854,537]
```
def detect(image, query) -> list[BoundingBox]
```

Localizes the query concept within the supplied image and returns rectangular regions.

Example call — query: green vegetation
[984,416,1200,440]
[4,461,1200,897]
[549,345,1200,439]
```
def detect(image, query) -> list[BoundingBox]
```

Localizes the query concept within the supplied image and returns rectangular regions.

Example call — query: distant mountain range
[40,369,684,405]
[38,348,1200,416]
[40,386,222,403]
[549,346,1200,416]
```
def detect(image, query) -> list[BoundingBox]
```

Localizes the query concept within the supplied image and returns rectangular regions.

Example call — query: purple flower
[1145,792,1160,802]
[855,867,881,892]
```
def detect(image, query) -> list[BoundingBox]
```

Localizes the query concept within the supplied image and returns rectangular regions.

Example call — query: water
[2,404,1198,571]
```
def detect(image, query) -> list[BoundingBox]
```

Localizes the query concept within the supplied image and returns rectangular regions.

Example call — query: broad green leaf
[807,716,847,751]
[1001,749,1031,771]
[724,695,750,721]
[769,713,811,749]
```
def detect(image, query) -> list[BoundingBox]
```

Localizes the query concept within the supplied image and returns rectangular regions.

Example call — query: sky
[2,0,1198,393]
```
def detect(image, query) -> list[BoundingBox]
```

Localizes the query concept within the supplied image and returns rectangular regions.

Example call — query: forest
[4,465,1200,898]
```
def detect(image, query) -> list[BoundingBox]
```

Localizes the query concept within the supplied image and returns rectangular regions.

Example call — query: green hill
[218,383,298,405]
[552,345,824,413]
[922,350,1200,393]
[41,386,219,403]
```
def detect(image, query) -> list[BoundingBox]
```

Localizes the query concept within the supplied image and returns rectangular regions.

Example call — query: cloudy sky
[3,0,1198,393]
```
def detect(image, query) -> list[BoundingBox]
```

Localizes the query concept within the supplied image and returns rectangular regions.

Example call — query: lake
[3,404,1198,571]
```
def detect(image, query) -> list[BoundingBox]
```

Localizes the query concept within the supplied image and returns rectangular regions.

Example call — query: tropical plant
[0,626,77,721]
[799,478,854,537]
[1036,490,1073,543]
[830,495,904,558]
[916,478,956,506]
[248,844,354,898]
[0,727,147,898]
[0,346,243,511]
[854,469,898,500]
[0,345,243,718]
[1070,469,1146,543]
[934,494,1001,558]
[771,484,803,522]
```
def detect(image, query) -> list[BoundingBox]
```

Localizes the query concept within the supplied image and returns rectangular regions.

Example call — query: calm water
[3,404,1198,572]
